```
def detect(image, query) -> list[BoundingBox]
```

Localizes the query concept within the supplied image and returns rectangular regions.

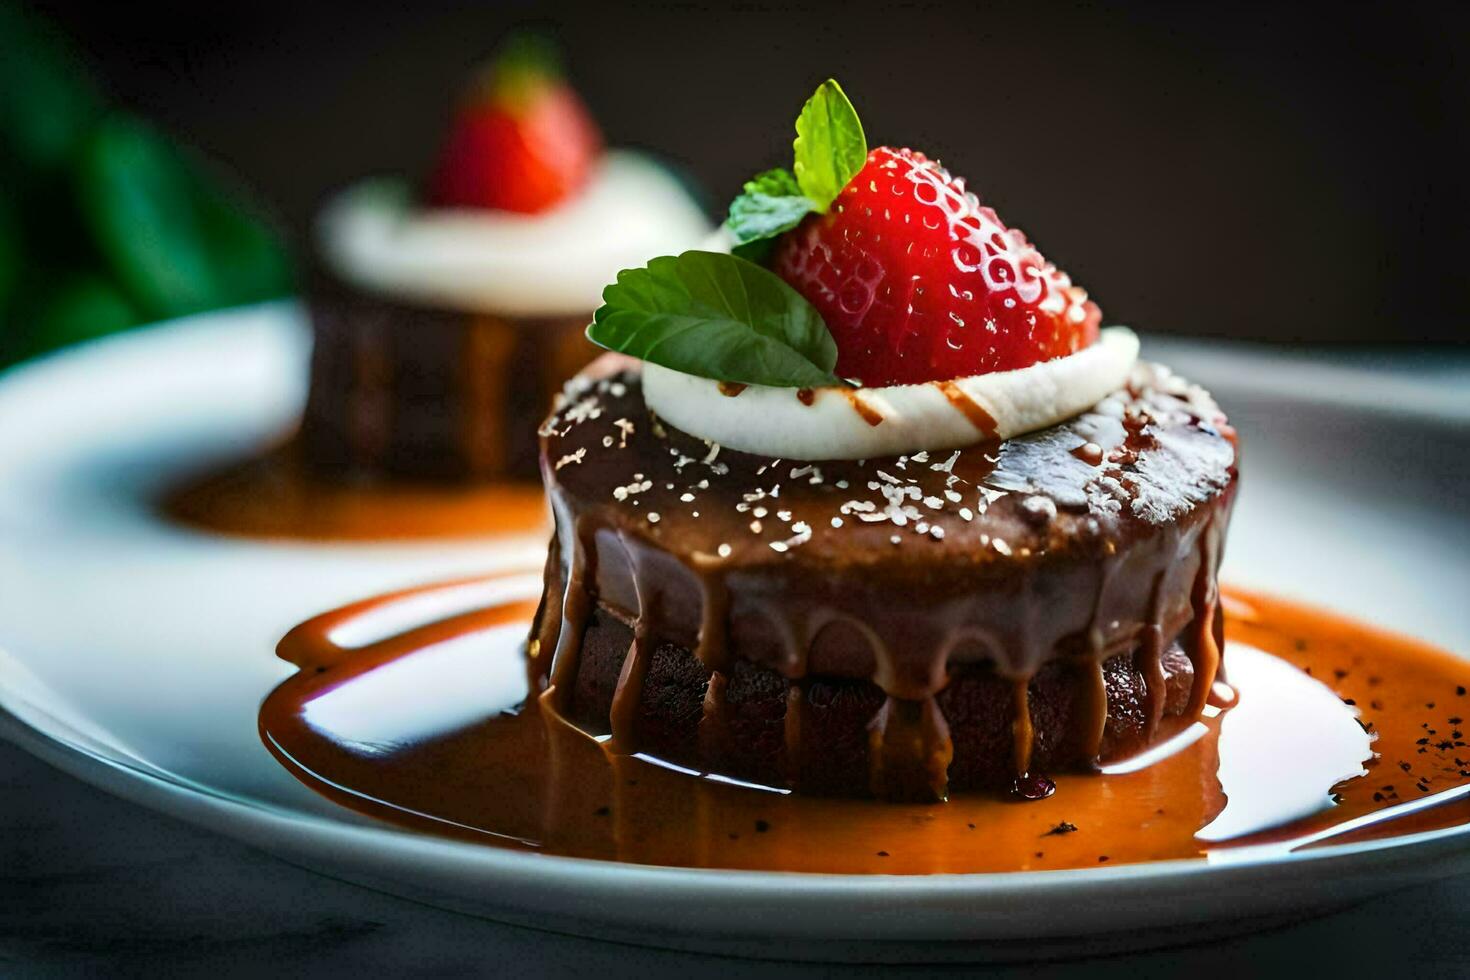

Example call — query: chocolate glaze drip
[532,362,1238,799]
[698,669,730,761]
[867,696,955,800]
[608,618,651,754]
[1080,657,1109,761]
[1139,570,1170,739]
[783,684,806,786]
[543,504,598,697]
[1186,513,1225,718]
[563,608,1200,797]
[1010,681,1035,777]
[303,268,595,483]
[263,580,1467,872]
[463,317,518,474]
[695,571,731,673]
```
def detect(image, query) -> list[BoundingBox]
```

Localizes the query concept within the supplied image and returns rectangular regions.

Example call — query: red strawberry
[772,146,1100,386]
[427,41,601,214]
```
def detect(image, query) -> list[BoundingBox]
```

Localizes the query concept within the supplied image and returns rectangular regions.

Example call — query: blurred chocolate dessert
[303,35,709,484]
[164,37,709,539]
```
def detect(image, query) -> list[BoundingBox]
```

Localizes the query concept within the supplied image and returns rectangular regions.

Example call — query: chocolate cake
[301,270,590,482]
[292,39,709,485]
[530,364,1238,800]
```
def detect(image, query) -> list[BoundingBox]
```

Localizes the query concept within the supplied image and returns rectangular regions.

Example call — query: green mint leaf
[587,250,841,388]
[741,167,802,197]
[792,79,867,210]
[725,167,817,262]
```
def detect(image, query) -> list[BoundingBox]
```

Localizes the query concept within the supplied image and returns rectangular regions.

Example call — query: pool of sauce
[161,443,548,541]
[260,575,1470,874]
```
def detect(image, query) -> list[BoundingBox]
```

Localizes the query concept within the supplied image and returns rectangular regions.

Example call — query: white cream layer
[642,327,1140,461]
[317,150,712,317]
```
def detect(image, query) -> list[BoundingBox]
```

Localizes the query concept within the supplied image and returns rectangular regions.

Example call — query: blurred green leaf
[0,196,18,321]
[185,158,294,307]
[75,114,222,318]
[0,2,103,180]
[1,10,291,368]
[33,274,138,349]
[5,271,138,366]
[75,114,292,320]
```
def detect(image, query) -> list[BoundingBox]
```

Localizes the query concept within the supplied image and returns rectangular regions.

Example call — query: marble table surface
[4,737,1470,976]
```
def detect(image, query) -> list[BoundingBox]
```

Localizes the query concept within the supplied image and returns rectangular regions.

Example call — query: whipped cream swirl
[318,150,711,317]
[642,327,1140,461]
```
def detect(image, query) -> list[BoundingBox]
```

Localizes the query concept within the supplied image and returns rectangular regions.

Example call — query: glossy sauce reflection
[260,578,1470,874]
[161,444,548,541]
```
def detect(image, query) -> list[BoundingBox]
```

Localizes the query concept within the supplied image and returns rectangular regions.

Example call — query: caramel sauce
[1071,441,1105,466]
[717,382,749,397]
[161,444,548,541]
[463,317,518,475]
[936,380,999,437]
[842,388,885,426]
[530,445,1224,800]
[261,576,1470,874]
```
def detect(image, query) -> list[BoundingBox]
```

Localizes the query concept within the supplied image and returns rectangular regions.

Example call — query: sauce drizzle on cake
[259,578,1470,875]
[527,364,1236,800]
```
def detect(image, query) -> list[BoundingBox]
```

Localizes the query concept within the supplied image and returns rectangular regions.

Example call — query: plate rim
[3,302,1470,931]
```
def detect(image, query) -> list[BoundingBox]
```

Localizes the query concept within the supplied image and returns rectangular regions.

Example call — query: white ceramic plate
[1,303,1467,961]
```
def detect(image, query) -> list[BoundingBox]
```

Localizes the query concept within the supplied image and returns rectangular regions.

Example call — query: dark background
[30,0,1470,347]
